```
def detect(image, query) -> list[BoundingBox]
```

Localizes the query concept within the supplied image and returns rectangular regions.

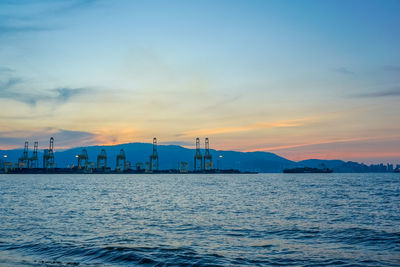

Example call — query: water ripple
[0,173,399,266]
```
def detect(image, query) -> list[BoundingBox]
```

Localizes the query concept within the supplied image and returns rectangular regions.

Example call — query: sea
[0,173,399,266]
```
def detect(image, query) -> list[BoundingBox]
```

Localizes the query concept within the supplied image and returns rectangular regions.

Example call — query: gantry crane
[116,149,127,172]
[18,141,29,169]
[29,141,39,168]
[77,149,89,170]
[149,137,159,171]
[203,138,213,171]
[194,137,203,171]
[97,149,107,169]
[43,137,55,169]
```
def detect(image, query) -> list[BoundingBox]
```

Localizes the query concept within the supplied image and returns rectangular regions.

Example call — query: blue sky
[0,0,399,163]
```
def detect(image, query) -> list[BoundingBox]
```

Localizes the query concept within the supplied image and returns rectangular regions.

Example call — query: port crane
[149,137,159,171]
[97,149,107,170]
[77,149,89,170]
[194,138,203,171]
[29,141,39,168]
[203,138,213,170]
[18,141,29,169]
[116,149,127,172]
[43,137,55,169]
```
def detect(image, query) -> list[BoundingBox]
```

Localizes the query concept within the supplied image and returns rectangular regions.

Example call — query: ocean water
[0,173,399,266]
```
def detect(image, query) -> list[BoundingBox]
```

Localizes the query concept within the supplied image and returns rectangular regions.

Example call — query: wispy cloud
[355,87,400,98]
[0,66,14,73]
[0,128,98,149]
[243,137,375,152]
[0,77,91,105]
[0,25,53,36]
[0,0,99,37]
[159,141,194,147]
[54,0,99,14]
[382,65,400,72]
[50,129,97,148]
[203,94,242,111]
[0,77,21,88]
[333,67,355,75]
[180,118,309,137]
[0,77,39,105]
[53,87,89,103]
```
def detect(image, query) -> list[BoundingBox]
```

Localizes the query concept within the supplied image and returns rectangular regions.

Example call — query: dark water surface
[0,174,399,266]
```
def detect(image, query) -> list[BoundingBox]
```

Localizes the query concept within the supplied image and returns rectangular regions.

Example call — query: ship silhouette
[283,164,333,173]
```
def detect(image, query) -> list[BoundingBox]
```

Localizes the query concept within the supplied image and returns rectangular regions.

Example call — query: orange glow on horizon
[181,118,311,137]
[242,137,375,152]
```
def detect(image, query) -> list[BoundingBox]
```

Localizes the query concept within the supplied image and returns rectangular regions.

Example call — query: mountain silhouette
[0,142,389,173]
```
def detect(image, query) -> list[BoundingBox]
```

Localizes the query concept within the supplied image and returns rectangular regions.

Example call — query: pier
[1,137,255,174]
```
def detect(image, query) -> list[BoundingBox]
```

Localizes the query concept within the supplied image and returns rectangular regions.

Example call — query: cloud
[203,94,242,111]
[53,87,90,103]
[244,137,374,152]
[54,0,99,14]
[49,129,97,148]
[382,65,400,72]
[355,87,400,98]
[0,25,53,36]
[180,118,309,137]
[0,77,90,105]
[159,141,194,147]
[0,77,21,88]
[0,11,55,37]
[333,67,355,75]
[0,66,14,73]
[0,77,39,105]
[0,136,28,146]
[0,0,99,38]
[0,128,98,149]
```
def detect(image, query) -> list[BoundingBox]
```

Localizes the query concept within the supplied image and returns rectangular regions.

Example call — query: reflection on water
[0,173,399,266]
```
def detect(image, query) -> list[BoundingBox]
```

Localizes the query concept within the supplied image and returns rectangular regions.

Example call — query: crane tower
[97,149,107,169]
[194,138,203,172]
[203,138,213,171]
[29,141,39,168]
[43,137,55,169]
[18,141,29,168]
[77,149,89,169]
[116,149,127,172]
[149,137,159,171]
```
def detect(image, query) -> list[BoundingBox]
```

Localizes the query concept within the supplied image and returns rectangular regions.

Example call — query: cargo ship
[283,167,333,173]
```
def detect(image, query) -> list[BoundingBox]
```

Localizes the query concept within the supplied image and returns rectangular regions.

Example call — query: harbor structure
[149,137,159,172]
[203,137,213,171]
[29,142,39,168]
[116,149,127,172]
[18,141,29,169]
[77,149,89,170]
[194,138,203,171]
[1,137,262,174]
[97,149,107,170]
[43,137,55,169]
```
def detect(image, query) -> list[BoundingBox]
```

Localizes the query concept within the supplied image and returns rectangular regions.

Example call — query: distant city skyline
[0,0,399,164]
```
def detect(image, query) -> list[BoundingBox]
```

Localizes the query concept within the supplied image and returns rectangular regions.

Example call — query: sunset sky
[0,0,399,163]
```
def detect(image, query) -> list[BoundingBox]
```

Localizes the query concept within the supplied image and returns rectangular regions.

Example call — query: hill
[1,143,395,173]
[0,142,295,172]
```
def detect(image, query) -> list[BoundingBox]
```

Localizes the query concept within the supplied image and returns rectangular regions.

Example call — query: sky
[0,0,399,164]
